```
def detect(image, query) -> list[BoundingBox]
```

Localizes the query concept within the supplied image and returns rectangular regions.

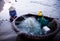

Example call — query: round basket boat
[12,14,59,41]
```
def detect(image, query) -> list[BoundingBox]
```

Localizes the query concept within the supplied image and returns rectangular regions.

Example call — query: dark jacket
[9,10,17,17]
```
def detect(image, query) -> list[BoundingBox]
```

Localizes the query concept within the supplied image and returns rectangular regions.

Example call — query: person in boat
[9,6,17,22]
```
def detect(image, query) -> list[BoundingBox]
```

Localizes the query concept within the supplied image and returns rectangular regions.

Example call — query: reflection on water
[0,0,5,12]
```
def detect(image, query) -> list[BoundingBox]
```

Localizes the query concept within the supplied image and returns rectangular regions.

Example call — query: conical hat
[9,6,15,11]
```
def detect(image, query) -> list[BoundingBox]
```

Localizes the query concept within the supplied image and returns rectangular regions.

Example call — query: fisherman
[9,6,17,22]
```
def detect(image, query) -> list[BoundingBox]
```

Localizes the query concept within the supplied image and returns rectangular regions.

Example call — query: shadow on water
[0,0,5,12]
